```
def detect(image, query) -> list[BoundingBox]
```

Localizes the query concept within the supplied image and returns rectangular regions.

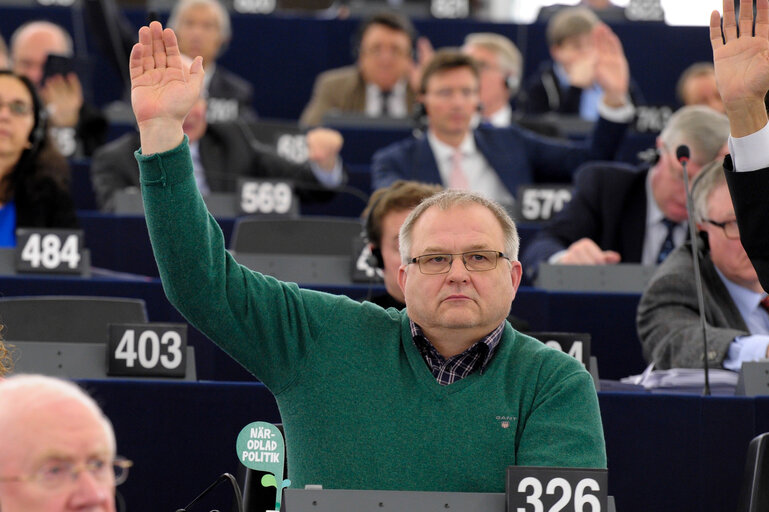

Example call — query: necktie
[759,296,769,315]
[380,90,391,117]
[449,149,469,190]
[656,218,677,264]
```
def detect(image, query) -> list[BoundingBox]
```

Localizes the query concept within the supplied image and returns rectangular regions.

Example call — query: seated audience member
[372,44,633,207]
[130,20,607,491]
[714,0,769,300]
[0,34,8,69]
[10,21,107,157]
[637,160,768,371]
[461,33,523,127]
[538,0,628,22]
[676,62,724,113]
[520,7,642,121]
[521,105,730,281]
[300,12,419,127]
[0,374,130,511]
[362,180,443,308]
[91,77,344,212]
[168,0,256,122]
[0,71,77,246]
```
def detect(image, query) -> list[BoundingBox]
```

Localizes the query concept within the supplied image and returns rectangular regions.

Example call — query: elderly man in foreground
[0,374,130,511]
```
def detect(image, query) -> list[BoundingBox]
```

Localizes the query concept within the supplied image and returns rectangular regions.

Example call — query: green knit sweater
[137,138,606,493]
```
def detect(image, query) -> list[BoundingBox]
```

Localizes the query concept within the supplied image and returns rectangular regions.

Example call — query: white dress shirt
[365,80,408,118]
[426,130,515,208]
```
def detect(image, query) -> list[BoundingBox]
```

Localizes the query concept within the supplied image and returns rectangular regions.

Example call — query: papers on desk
[621,364,739,394]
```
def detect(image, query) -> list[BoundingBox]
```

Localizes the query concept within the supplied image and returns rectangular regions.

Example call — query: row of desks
[85,378,766,512]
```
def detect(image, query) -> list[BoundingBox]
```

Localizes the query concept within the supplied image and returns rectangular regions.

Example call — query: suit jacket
[519,62,644,118]
[636,241,749,370]
[300,66,417,127]
[521,162,648,282]
[91,123,335,212]
[371,117,628,196]
[207,66,257,122]
[723,156,769,292]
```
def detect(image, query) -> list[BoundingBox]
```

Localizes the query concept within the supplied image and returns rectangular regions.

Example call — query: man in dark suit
[712,0,769,292]
[91,94,344,212]
[371,38,633,207]
[300,12,423,127]
[521,105,730,282]
[637,160,768,370]
[169,0,256,122]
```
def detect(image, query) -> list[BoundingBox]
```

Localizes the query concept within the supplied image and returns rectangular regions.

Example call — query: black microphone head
[676,145,690,162]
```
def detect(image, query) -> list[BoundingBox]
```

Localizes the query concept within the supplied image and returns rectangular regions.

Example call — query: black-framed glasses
[0,99,33,117]
[0,456,133,489]
[705,218,740,240]
[409,250,509,274]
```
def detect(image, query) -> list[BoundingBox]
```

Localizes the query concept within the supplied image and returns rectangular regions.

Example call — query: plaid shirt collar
[409,320,505,386]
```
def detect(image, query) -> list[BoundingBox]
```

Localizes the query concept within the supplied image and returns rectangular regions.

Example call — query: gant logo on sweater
[496,415,517,429]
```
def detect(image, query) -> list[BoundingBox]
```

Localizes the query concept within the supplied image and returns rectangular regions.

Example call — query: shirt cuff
[548,250,568,264]
[728,121,769,172]
[598,97,635,124]
[310,159,344,187]
[723,335,769,372]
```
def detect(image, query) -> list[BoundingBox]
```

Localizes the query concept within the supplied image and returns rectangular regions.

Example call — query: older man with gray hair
[522,105,731,281]
[168,0,255,121]
[462,32,523,127]
[0,374,131,511]
[637,159,769,371]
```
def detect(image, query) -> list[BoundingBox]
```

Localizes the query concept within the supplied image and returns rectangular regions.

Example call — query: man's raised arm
[710,0,769,138]
[130,21,203,154]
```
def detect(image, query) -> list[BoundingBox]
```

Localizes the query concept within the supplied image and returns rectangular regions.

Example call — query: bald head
[10,21,73,87]
[0,375,117,512]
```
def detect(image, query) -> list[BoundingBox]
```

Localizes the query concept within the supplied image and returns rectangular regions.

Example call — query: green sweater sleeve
[136,138,349,390]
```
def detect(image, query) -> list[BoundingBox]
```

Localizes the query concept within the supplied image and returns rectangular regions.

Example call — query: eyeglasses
[359,45,411,58]
[426,87,478,100]
[705,218,740,239]
[409,250,509,274]
[0,457,133,489]
[0,99,33,117]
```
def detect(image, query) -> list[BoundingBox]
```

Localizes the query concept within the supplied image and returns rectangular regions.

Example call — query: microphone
[175,473,244,512]
[678,144,711,396]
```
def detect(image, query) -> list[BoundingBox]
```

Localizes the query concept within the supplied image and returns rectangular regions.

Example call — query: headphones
[29,107,48,153]
[504,74,520,96]
[362,192,386,269]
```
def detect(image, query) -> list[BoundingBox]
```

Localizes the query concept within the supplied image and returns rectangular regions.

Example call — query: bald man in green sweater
[130,22,606,493]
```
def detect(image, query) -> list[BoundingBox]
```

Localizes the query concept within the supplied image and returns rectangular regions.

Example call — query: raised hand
[129,21,204,154]
[710,0,769,137]
[593,24,629,108]
[40,73,83,127]
[306,128,344,172]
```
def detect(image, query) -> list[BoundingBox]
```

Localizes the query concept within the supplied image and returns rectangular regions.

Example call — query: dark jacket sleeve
[90,134,141,212]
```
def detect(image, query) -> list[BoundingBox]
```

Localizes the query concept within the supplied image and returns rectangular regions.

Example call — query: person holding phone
[10,21,107,157]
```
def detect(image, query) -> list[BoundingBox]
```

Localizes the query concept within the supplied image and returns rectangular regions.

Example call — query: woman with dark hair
[0,70,77,246]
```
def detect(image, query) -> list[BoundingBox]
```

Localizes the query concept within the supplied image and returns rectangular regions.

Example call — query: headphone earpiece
[505,75,520,96]
[28,104,47,152]
[367,246,384,269]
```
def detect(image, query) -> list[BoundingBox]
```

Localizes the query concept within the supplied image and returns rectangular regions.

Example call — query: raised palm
[710,0,769,110]
[130,22,203,127]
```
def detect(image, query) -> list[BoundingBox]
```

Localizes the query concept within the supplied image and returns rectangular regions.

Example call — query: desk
[80,379,768,512]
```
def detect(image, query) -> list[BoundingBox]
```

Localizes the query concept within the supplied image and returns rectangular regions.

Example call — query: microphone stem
[681,159,711,396]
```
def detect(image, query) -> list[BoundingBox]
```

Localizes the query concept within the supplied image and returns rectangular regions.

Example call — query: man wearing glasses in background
[0,374,131,511]
[130,21,604,492]
[637,161,769,371]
